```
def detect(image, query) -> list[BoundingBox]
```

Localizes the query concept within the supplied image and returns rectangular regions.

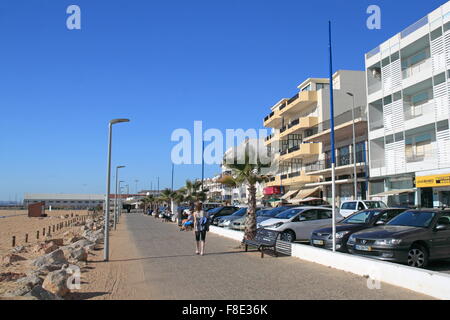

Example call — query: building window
[405,132,433,163]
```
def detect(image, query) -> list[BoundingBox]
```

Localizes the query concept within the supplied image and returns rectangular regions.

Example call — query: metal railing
[402,58,431,79]
[366,46,380,59]
[401,16,429,39]
[404,100,434,120]
[304,151,366,172]
[304,106,367,138]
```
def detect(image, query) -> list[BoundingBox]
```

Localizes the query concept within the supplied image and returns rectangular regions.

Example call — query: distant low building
[23,193,105,210]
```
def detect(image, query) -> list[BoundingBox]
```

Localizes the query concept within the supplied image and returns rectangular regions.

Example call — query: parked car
[347,209,450,268]
[203,202,223,211]
[339,200,388,218]
[209,206,239,225]
[256,205,297,225]
[231,208,272,231]
[310,208,407,252]
[259,207,341,242]
[218,207,268,228]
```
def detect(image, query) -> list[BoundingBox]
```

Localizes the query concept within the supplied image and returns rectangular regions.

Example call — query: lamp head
[110,118,130,125]
[346,92,354,97]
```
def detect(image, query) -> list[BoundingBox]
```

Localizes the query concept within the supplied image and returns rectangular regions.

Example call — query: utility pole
[171,163,174,191]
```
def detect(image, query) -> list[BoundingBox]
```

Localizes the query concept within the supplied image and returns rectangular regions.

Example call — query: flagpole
[328,21,337,252]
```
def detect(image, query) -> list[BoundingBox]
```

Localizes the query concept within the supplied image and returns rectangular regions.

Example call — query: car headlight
[269,222,284,229]
[374,238,402,246]
[335,231,351,239]
[347,235,356,244]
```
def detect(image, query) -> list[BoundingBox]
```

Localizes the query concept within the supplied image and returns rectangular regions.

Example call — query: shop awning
[291,187,321,201]
[281,189,299,200]
[370,188,415,197]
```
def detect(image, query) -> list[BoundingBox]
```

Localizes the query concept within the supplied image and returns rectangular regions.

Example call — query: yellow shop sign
[416,174,450,188]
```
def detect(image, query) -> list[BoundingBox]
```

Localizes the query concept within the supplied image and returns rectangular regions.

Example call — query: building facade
[366,2,450,208]
[263,70,367,205]
[24,194,105,210]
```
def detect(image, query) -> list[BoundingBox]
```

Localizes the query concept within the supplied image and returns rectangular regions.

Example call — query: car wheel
[281,230,295,243]
[407,244,428,268]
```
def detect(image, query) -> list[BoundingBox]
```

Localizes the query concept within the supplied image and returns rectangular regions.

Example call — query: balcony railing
[404,99,434,121]
[369,118,384,131]
[402,58,431,79]
[305,151,366,173]
[368,81,382,95]
[401,16,428,39]
[305,106,367,138]
[264,111,275,122]
[287,93,299,105]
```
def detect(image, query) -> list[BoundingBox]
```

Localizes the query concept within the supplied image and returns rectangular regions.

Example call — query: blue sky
[0,0,446,200]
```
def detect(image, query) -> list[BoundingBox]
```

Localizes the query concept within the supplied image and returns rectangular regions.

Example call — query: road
[111,214,433,300]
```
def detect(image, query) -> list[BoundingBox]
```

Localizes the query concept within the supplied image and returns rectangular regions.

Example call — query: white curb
[209,226,450,300]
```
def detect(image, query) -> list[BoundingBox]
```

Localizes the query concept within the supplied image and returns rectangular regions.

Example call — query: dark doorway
[420,188,433,208]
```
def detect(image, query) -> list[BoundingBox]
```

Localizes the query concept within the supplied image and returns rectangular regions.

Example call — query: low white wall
[209,226,450,300]
[209,226,243,241]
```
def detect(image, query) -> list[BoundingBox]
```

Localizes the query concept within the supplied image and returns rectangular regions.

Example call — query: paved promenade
[106,214,432,300]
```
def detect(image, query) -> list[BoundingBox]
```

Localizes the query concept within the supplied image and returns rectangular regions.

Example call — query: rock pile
[0,214,106,300]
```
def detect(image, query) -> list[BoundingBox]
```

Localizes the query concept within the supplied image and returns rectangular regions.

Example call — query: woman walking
[193,202,209,256]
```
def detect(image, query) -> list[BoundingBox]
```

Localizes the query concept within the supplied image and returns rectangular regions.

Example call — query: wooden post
[48,226,51,236]
[25,234,28,243]
[53,225,55,232]
[37,231,39,239]
[43,228,45,236]
[12,236,16,247]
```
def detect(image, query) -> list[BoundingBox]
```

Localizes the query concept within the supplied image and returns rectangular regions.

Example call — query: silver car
[230,208,271,230]
[259,206,342,242]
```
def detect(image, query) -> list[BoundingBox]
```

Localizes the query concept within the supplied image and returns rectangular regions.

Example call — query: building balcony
[263,108,283,128]
[279,91,318,117]
[265,175,282,187]
[279,143,320,162]
[280,171,321,187]
[304,106,367,143]
[264,131,280,146]
[305,151,367,176]
[279,116,318,139]
[402,58,431,80]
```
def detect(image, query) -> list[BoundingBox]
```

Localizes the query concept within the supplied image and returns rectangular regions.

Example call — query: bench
[243,228,280,258]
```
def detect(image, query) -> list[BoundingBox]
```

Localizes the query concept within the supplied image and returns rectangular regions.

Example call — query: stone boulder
[0,272,26,282]
[32,249,68,271]
[42,269,70,297]
[16,273,42,287]
[71,239,95,251]
[24,285,62,300]
[61,246,88,263]
[11,246,26,254]
[1,254,26,266]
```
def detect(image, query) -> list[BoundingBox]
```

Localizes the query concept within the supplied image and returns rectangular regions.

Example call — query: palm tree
[181,180,208,205]
[220,144,271,241]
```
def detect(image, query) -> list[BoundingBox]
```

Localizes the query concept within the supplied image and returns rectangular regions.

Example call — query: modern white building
[366,1,450,208]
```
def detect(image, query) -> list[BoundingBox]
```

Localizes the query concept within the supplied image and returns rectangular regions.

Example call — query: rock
[24,285,62,300]
[66,236,83,245]
[32,241,60,255]
[2,284,32,297]
[16,274,42,287]
[42,269,70,297]
[70,239,95,251]
[0,272,26,282]
[32,249,68,271]
[61,246,88,262]
[1,254,26,266]
[47,239,64,246]
[11,246,26,254]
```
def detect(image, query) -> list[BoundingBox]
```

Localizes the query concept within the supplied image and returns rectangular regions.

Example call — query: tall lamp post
[346,92,358,200]
[118,180,125,220]
[104,118,130,262]
[114,166,125,230]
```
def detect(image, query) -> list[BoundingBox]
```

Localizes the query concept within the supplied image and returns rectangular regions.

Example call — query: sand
[0,209,89,256]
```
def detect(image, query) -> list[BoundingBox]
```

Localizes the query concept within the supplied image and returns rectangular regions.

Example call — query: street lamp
[346,92,358,201]
[114,166,126,230]
[104,118,130,262]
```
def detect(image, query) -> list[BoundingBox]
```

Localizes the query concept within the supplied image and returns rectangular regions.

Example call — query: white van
[339,200,388,218]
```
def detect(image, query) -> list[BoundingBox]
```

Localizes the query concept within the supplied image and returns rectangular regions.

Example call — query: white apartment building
[24,193,105,209]
[366,1,450,208]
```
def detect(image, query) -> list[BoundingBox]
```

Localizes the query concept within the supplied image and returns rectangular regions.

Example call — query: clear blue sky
[0,0,446,200]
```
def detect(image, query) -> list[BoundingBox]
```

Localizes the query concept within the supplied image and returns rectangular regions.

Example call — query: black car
[347,209,450,268]
[311,208,406,252]
[209,206,239,225]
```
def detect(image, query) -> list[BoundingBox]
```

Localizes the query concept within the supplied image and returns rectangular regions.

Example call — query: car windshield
[261,206,291,217]
[343,210,381,224]
[231,208,247,216]
[275,208,304,219]
[257,209,270,216]
[387,211,435,228]
[208,207,223,214]
[364,201,387,209]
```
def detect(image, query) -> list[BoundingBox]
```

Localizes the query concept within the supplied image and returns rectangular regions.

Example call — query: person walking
[193,201,209,256]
